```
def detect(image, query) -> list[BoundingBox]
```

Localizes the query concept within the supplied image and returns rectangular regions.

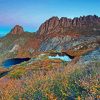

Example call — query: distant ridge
[3,15,100,37]
[37,15,100,35]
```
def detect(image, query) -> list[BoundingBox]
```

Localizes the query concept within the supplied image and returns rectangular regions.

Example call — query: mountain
[0,26,35,63]
[0,15,100,61]
[0,15,100,100]
[37,15,100,35]
[10,25,24,35]
[36,15,100,57]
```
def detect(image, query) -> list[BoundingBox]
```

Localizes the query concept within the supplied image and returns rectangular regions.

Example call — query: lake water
[48,55,72,61]
[2,58,30,68]
[2,55,72,68]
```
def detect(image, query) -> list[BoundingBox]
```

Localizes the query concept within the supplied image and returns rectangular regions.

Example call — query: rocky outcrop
[78,47,100,64]
[10,25,24,35]
[38,33,100,57]
[37,15,100,35]
[37,17,59,35]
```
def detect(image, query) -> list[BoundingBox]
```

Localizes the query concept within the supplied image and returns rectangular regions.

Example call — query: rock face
[37,17,59,35]
[78,47,100,64]
[10,25,24,35]
[37,15,100,35]
[39,34,100,56]
[36,15,100,57]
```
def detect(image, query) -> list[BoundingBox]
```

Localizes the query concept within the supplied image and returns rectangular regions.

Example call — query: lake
[2,58,30,68]
[48,55,72,61]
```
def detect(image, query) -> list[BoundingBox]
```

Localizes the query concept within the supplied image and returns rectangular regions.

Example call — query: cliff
[37,15,100,35]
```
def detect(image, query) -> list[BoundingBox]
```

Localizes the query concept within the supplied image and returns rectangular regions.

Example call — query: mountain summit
[37,15,100,35]
[10,25,24,35]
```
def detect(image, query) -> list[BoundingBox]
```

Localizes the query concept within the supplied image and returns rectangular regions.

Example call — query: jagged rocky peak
[37,15,100,35]
[37,16,59,35]
[10,25,24,35]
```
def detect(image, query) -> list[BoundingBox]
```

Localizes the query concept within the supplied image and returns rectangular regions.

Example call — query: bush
[50,82,68,100]
[33,90,48,100]
[67,80,87,99]
[21,90,48,100]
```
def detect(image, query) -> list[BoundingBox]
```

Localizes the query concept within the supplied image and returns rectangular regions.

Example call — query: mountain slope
[0,15,100,64]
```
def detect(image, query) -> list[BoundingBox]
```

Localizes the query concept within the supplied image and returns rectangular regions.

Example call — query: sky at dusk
[0,0,100,36]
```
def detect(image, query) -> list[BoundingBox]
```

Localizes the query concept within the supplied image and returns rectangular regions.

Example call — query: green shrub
[33,90,48,100]
[50,82,67,100]
[14,89,48,100]
[67,80,87,99]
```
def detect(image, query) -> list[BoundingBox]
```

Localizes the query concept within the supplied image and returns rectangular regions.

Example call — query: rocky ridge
[37,15,100,35]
